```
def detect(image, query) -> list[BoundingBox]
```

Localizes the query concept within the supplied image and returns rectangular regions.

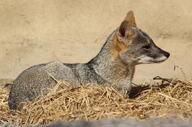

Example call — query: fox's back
[8,61,80,110]
[8,61,109,110]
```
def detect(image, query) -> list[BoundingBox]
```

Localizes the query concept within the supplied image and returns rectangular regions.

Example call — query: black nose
[164,51,170,58]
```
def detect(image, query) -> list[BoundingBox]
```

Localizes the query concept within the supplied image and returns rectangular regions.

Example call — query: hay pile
[0,77,192,126]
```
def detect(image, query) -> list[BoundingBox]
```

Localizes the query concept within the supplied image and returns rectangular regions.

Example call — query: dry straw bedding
[0,77,192,126]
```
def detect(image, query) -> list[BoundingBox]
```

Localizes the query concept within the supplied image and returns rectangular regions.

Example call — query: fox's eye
[142,45,150,49]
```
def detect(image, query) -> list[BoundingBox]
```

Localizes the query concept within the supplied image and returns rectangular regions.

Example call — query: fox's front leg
[118,80,132,97]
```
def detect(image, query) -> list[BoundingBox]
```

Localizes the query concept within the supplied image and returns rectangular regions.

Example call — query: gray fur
[8,12,170,110]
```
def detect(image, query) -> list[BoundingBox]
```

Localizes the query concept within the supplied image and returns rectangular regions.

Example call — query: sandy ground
[0,0,192,83]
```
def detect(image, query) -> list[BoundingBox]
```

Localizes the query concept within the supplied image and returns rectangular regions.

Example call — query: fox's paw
[118,87,131,98]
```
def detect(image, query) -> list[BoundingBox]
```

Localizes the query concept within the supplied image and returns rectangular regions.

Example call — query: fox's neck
[88,30,135,85]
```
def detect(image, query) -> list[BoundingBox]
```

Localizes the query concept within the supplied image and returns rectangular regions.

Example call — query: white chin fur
[138,56,153,64]
[138,55,167,64]
[155,56,167,62]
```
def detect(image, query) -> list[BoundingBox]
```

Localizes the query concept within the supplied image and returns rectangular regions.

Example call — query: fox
[8,11,170,110]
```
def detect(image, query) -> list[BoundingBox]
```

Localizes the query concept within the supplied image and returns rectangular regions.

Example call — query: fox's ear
[118,20,135,39]
[125,10,137,27]
[117,11,137,41]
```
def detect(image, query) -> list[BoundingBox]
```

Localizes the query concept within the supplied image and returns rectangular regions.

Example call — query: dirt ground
[0,0,192,82]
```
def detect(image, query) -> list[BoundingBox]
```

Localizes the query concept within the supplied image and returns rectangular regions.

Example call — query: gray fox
[8,11,170,110]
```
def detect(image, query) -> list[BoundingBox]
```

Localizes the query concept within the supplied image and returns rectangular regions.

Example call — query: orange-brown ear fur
[111,10,137,57]
[125,10,137,27]
[119,21,129,37]
[117,10,137,40]
[118,20,135,40]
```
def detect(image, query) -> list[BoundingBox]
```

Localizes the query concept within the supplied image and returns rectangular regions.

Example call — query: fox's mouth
[137,55,169,64]
[151,56,169,63]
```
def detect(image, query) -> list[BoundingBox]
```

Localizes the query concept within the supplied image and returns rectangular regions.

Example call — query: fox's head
[112,11,170,65]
